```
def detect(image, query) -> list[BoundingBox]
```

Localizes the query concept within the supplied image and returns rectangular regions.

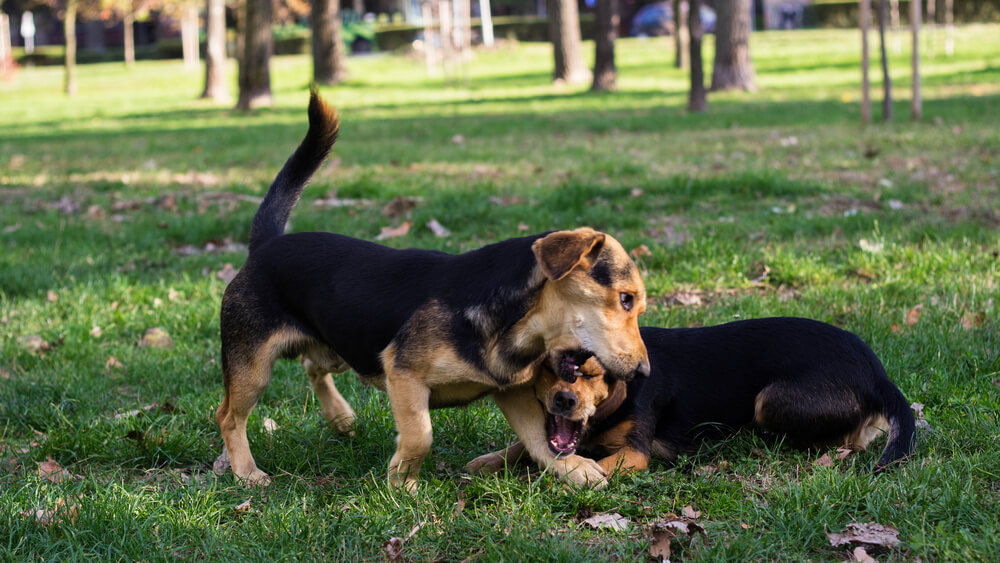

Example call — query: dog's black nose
[553,391,578,413]
[631,360,651,380]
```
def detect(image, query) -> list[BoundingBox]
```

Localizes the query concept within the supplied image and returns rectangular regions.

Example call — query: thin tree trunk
[64,0,78,96]
[860,0,871,123]
[944,0,953,56]
[181,6,200,70]
[123,5,135,67]
[236,0,273,110]
[548,0,589,84]
[688,0,707,112]
[710,0,757,92]
[202,0,229,100]
[911,0,922,120]
[312,0,348,84]
[878,0,892,121]
[591,0,618,91]
[674,0,687,68]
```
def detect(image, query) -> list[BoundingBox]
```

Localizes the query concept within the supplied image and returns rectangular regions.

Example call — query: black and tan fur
[216,91,650,489]
[467,318,916,479]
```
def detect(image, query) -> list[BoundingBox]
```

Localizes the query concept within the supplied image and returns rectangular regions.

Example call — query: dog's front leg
[385,368,432,491]
[492,385,607,488]
[465,441,528,475]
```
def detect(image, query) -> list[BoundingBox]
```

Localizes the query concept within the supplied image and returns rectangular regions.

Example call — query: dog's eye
[619,292,634,312]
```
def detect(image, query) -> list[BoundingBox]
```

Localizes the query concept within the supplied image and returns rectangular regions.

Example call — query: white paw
[551,455,607,488]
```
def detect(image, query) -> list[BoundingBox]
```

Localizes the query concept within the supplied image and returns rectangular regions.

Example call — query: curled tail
[874,373,917,471]
[248,89,340,254]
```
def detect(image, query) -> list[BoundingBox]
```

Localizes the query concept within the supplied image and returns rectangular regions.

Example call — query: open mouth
[545,413,582,455]
[554,350,593,383]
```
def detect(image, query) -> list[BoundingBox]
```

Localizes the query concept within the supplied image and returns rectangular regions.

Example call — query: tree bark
[711,0,757,92]
[64,0,78,96]
[181,5,200,70]
[548,0,589,84]
[860,0,871,123]
[688,0,707,112]
[911,0,922,120]
[878,0,892,121]
[236,0,273,110]
[202,0,229,101]
[591,0,618,91]
[674,0,687,68]
[123,4,135,67]
[312,0,348,84]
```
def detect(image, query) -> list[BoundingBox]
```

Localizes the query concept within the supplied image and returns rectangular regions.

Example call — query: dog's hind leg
[302,348,355,436]
[754,380,880,449]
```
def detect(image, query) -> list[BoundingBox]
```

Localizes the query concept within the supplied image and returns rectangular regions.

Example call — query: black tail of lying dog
[872,351,917,471]
[248,89,340,254]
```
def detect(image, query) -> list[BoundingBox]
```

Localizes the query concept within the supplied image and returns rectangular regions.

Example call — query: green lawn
[2,25,999,561]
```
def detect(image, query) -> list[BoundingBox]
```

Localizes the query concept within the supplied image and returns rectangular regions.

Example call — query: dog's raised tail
[248,89,340,254]
[873,373,917,472]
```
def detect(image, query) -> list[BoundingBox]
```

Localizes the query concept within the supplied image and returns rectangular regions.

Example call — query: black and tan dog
[216,92,650,489]
[467,317,915,478]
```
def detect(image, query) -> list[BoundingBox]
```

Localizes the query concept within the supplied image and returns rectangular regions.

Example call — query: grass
[2,25,999,561]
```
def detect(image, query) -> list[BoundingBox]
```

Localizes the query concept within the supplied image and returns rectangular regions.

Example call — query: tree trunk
[860,0,871,124]
[202,0,229,101]
[674,0,687,68]
[64,0,78,96]
[911,0,922,120]
[312,0,348,84]
[123,6,135,67]
[944,0,953,56]
[548,0,589,84]
[711,0,757,92]
[878,0,892,121]
[236,0,273,110]
[181,6,201,70]
[591,0,618,91]
[688,0,707,112]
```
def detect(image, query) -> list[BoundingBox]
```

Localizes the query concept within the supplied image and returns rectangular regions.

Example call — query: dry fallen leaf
[262,418,280,434]
[826,522,900,548]
[0,367,10,380]
[426,219,451,238]
[960,312,985,330]
[141,328,174,349]
[383,537,404,561]
[517,222,530,232]
[581,512,630,532]
[19,334,52,354]
[90,325,103,338]
[381,196,423,218]
[216,263,239,284]
[20,497,80,528]
[375,221,412,241]
[682,505,701,519]
[37,457,73,483]
[813,453,834,467]
[911,402,933,432]
[105,356,124,370]
[630,244,652,259]
[890,323,903,334]
[47,290,58,302]
[852,545,877,563]
[234,498,253,512]
[648,517,706,561]
[835,447,853,461]
[213,449,231,476]
[451,134,465,144]
[905,304,923,326]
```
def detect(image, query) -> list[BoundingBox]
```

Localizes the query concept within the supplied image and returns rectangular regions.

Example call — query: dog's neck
[590,378,626,423]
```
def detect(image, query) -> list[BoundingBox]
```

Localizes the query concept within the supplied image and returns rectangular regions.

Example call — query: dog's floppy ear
[590,378,626,423]
[532,228,606,281]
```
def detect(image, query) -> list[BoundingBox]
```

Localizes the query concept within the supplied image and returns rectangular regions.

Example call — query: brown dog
[216,92,650,489]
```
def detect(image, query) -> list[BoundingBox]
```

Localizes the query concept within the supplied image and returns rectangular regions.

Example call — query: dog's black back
[588,318,915,470]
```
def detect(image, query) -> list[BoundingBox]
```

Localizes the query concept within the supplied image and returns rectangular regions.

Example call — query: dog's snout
[631,360,651,380]
[553,391,578,413]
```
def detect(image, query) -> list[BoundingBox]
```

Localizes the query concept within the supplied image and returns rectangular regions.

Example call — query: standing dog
[216,92,650,489]
[468,318,915,478]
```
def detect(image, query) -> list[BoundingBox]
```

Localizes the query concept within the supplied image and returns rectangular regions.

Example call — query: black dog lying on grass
[468,317,916,478]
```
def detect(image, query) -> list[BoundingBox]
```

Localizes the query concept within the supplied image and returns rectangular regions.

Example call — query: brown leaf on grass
[910,402,925,419]
[20,497,80,528]
[140,328,174,349]
[960,312,985,330]
[581,512,630,532]
[89,325,102,338]
[37,457,74,483]
[105,356,123,370]
[890,323,903,334]
[383,537,404,561]
[851,546,878,563]
[113,403,158,419]
[740,522,751,529]
[835,447,854,460]
[649,527,673,561]
[19,335,53,354]
[216,263,239,284]
[826,522,900,547]
[648,517,706,562]
[905,305,923,326]
[451,134,465,144]
[381,196,423,218]
[665,290,704,307]
[490,195,526,207]
[630,244,652,259]
[86,205,106,219]
[0,367,10,380]
[426,219,451,238]
[911,402,933,432]
[813,453,834,467]
[454,491,466,516]
[993,379,1000,389]
[682,505,701,519]
[213,449,231,476]
[375,221,412,241]
[262,417,280,434]
[517,221,530,232]
[47,290,58,302]
[234,498,253,512]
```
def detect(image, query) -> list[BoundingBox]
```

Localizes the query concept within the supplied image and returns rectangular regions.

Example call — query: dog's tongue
[546,414,580,455]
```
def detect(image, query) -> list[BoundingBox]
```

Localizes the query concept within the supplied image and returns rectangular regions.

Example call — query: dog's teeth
[573,369,582,376]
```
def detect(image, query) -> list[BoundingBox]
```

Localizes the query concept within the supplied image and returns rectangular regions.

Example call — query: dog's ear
[532,228,606,281]
[591,378,626,423]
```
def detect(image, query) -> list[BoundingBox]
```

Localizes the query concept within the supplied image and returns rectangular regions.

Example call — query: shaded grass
[2,25,1000,561]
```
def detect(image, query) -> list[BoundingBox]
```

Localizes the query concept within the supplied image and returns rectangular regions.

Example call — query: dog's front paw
[387,454,421,493]
[465,452,508,475]
[550,455,607,488]
[329,414,356,437]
